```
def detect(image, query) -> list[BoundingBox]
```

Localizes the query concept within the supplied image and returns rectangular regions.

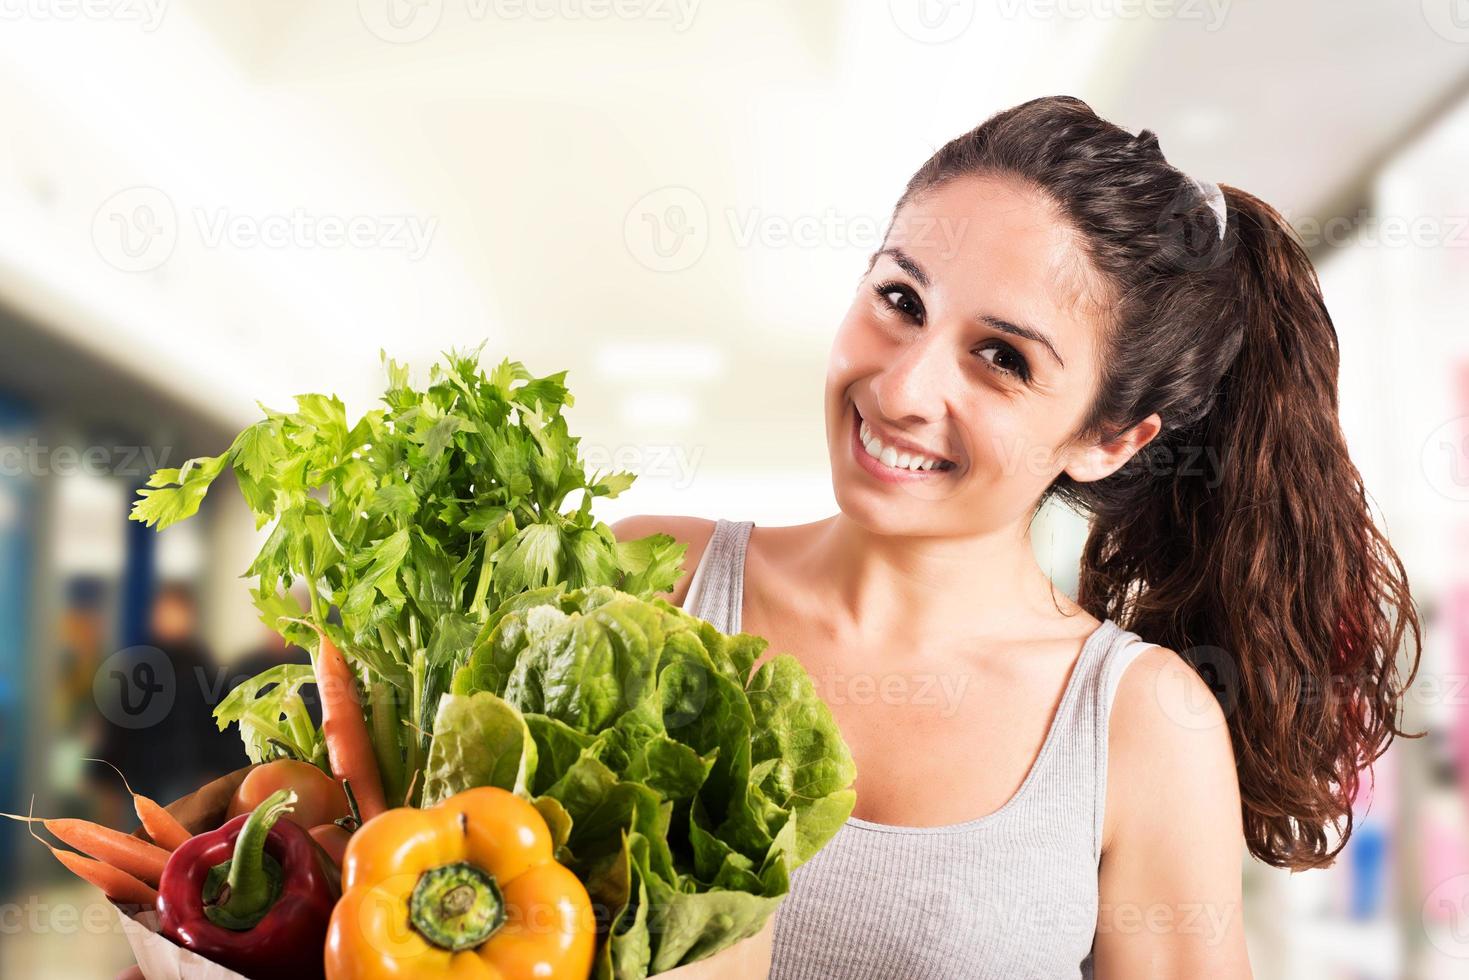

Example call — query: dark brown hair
[893,95,1423,871]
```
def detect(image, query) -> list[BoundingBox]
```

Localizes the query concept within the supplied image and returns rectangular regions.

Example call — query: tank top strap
[682,518,755,634]
[993,620,1158,864]
[1082,625,1158,863]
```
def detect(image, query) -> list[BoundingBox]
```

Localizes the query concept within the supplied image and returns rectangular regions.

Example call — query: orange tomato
[228,760,350,831]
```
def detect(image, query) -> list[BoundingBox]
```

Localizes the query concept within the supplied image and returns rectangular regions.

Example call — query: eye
[871,281,924,324]
[975,341,1032,383]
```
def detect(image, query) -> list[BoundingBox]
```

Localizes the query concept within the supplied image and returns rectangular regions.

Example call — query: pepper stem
[204,789,295,931]
[409,862,505,952]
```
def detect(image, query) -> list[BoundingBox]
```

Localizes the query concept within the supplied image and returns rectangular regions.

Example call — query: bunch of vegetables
[52,347,863,978]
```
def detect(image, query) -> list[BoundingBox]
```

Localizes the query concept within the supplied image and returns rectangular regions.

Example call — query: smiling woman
[615,94,1423,980]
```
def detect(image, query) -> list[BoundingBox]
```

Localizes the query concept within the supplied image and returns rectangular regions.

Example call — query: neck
[794,513,1073,649]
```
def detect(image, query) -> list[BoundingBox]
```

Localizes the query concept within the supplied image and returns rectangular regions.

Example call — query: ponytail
[1077,187,1424,870]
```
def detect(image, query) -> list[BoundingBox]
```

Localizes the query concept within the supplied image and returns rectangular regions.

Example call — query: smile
[850,408,958,481]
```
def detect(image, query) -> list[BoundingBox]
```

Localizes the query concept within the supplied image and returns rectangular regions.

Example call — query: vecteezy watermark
[1288,209,1469,251]
[0,440,171,478]
[1422,0,1469,44]
[92,186,438,273]
[804,665,971,717]
[624,186,971,273]
[1421,415,1469,503]
[0,0,169,31]
[726,208,968,259]
[93,650,326,732]
[580,442,703,490]
[0,896,130,936]
[356,0,699,43]
[995,0,1231,32]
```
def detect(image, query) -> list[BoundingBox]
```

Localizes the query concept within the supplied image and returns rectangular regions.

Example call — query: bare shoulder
[1102,643,1242,853]
[608,514,717,607]
[1096,642,1252,976]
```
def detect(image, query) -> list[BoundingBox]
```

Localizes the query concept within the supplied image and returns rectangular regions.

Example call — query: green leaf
[128,452,230,529]
[212,663,320,764]
[489,522,564,595]
[421,692,538,805]
[615,532,688,600]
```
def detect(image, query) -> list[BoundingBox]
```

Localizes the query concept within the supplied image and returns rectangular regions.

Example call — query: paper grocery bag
[114,765,775,979]
[652,914,776,979]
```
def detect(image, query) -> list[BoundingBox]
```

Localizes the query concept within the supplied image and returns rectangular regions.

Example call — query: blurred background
[0,1,1466,977]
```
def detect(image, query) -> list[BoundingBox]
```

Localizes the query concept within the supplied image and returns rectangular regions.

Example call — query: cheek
[964,402,1068,487]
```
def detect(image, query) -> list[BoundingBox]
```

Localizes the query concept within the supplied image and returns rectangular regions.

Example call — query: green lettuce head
[426,584,857,978]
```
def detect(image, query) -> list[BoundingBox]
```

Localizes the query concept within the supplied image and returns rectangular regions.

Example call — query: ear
[1062,412,1162,483]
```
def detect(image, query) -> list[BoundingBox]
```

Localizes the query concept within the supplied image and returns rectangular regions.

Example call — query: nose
[870,329,953,424]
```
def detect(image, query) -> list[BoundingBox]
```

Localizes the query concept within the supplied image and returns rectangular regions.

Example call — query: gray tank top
[682,519,1156,980]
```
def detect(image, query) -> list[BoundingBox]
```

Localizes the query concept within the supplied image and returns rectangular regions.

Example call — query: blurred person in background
[99,581,239,806]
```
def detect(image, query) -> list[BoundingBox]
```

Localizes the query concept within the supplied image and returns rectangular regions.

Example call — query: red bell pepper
[157,789,338,980]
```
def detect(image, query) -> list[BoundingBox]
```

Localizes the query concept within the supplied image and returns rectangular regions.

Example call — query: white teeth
[859,415,948,472]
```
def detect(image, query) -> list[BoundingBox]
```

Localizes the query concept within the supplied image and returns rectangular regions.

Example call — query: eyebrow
[871,247,1067,370]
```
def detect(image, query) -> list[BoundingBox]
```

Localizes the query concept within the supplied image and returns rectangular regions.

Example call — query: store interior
[1,3,1467,977]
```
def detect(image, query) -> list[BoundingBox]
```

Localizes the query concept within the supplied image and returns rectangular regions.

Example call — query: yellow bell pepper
[324,786,595,979]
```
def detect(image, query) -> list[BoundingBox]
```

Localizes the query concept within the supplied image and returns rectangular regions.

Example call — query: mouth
[849,406,959,483]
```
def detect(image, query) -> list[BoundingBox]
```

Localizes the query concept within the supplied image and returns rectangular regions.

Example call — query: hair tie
[1188,175,1228,241]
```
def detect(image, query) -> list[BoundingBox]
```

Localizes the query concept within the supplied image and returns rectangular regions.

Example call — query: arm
[609,514,715,607]
[1093,646,1253,980]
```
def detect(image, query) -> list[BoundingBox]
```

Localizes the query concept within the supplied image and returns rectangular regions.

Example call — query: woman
[613,96,1421,979]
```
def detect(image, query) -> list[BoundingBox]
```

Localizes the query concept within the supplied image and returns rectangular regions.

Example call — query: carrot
[316,632,388,821]
[42,819,169,887]
[84,757,191,850]
[10,801,158,905]
[48,845,159,905]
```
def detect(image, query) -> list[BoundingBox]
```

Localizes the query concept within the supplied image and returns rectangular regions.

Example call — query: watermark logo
[888,0,975,44]
[1422,0,1469,43]
[93,646,174,731]
[1154,645,1239,731]
[92,186,178,273]
[358,0,445,43]
[1153,180,1235,274]
[1423,872,1469,958]
[623,187,708,273]
[1422,415,1469,503]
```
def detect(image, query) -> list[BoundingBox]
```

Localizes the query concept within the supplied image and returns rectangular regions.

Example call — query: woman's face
[825,173,1137,538]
